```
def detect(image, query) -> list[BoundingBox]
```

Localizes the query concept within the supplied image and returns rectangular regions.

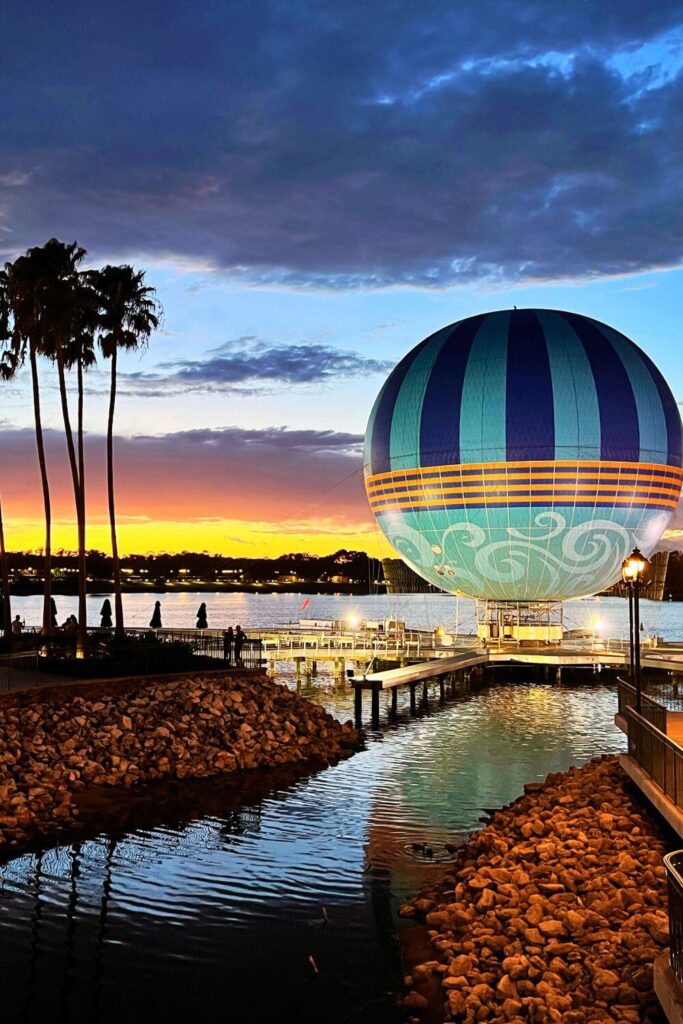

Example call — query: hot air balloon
[364,309,683,606]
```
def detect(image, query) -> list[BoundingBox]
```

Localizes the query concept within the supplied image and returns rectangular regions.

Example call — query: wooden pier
[349,650,488,727]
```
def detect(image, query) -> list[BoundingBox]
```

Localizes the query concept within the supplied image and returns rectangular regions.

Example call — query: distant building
[602,549,670,601]
[382,558,440,594]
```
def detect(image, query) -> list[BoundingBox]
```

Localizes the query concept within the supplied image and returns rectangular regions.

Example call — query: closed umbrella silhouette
[100,599,113,629]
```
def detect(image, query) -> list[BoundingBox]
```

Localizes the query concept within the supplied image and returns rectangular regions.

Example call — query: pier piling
[371,685,380,728]
[354,687,362,727]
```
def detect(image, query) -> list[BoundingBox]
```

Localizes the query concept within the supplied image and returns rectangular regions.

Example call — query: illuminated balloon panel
[364,309,683,601]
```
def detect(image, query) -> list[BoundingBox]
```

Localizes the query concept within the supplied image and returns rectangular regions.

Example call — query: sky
[1,0,683,556]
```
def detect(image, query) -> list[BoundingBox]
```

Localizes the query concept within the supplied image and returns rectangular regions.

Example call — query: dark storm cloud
[131,425,364,455]
[2,1,683,285]
[160,341,393,387]
[113,339,392,395]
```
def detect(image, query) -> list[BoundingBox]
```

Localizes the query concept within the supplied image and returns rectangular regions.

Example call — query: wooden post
[371,684,380,728]
[422,679,429,706]
[295,657,303,678]
[555,665,562,686]
[439,678,445,703]
[354,686,363,727]
[410,683,417,714]
[391,687,398,717]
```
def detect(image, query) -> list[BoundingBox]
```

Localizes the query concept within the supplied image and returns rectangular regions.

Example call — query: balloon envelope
[364,309,683,601]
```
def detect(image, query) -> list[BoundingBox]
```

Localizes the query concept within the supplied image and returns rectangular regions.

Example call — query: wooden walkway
[350,649,487,726]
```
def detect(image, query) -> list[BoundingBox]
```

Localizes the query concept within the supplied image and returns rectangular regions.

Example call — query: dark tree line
[4,548,380,587]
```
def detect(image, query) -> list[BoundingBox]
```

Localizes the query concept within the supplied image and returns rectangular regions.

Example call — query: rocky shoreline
[0,671,360,852]
[399,756,670,1023]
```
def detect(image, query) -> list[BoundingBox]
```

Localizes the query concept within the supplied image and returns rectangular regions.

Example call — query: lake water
[8,589,683,640]
[0,674,625,1024]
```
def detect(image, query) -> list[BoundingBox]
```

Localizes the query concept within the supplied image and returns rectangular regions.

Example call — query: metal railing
[623,706,683,809]
[118,629,264,669]
[244,627,481,659]
[617,677,668,733]
[0,634,264,693]
[664,851,683,984]
[632,678,683,712]
[0,652,57,692]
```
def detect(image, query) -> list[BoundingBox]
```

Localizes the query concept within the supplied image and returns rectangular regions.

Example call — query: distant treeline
[5,548,382,586]
[10,546,683,597]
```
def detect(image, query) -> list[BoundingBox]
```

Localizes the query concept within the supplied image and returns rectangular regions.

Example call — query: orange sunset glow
[1,424,385,556]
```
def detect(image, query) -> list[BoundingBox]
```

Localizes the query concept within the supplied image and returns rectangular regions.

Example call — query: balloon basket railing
[476,600,563,646]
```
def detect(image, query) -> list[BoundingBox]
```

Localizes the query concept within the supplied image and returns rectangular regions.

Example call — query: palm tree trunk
[0,497,11,640]
[56,350,86,656]
[29,344,52,634]
[77,359,87,655]
[107,346,124,637]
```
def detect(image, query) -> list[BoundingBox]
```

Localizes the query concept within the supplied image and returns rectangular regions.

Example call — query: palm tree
[0,249,56,633]
[88,266,161,636]
[0,347,19,639]
[37,241,94,656]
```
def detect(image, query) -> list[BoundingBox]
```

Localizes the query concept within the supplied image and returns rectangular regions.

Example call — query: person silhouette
[100,599,113,629]
[196,603,208,629]
[150,601,162,629]
[224,626,234,665]
[234,624,247,666]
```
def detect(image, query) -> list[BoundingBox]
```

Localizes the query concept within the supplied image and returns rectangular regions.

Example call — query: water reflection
[0,683,625,1023]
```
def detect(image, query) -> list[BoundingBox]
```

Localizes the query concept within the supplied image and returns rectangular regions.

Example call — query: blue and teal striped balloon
[364,309,683,601]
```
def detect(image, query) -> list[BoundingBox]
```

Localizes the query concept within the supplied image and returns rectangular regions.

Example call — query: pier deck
[349,649,487,726]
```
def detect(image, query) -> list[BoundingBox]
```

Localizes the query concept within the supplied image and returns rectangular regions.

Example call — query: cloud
[110,338,392,396]
[156,340,393,389]
[1,3,683,286]
[0,424,367,534]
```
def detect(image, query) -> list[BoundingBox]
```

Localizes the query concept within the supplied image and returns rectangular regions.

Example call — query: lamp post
[621,547,651,714]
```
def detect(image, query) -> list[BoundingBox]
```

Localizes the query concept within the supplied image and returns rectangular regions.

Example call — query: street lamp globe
[621,548,651,585]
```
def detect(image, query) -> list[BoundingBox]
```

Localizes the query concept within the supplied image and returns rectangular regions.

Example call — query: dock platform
[350,650,487,726]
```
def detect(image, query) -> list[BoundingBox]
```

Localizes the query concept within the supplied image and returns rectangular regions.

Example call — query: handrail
[617,677,668,734]
[664,851,683,985]
[622,705,683,808]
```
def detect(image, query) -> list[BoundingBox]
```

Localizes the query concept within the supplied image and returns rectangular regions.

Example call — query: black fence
[0,652,57,692]
[120,630,264,669]
[0,633,264,691]
[623,706,683,809]
[617,677,668,733]
[665,851,683,984]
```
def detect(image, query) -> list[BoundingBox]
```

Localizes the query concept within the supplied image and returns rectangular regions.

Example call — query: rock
[402,757,669,1024]
[497,974,517,999]
[449,954,476,977]
[401,991,428,1009]
[447,989,467,1015]
[539,920,565,938]
[0,672,361,851]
